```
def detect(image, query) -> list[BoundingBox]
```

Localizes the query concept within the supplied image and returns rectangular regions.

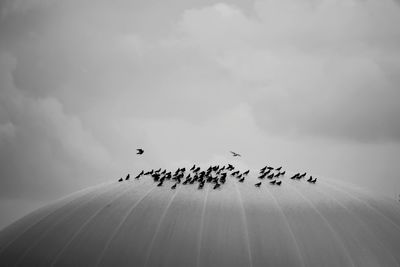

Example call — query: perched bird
[171,184,177,190]
[135,171,144,179]
[255,182,262,187]
[125,174,130,181]
[258,173,267,179]
[230,151,241,157]
[136,148,144,155]
[290,173,299,179]
[270,180,276,185]
[276,181,282,186]
[118,178,123,182]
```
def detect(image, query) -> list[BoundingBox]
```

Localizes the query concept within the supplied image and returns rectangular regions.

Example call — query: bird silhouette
[276,181,282,186]
[118,178,123,182]
[276,166,282,171]
[238,177,245,182]
[267,173,274,179]
[243,170,250,175]
[280,171,286,176]
[230,151,241,157]
[255,182,262,187]
[125,174,130,180]
[171,184,177,189]
[290,173,299,179]
[136,148,144,155]
[213,183,221,190]
[310,178,317,184]
[270,180,276,185]
[307,176,313,182]
[227,164,235,171]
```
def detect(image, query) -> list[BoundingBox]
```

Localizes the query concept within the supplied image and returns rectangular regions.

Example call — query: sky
[1,0,400,229]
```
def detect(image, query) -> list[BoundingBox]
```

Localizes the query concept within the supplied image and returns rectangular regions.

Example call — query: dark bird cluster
[121,164,253,191]
[290,172,317,184]
[255,165,286,187]
[118,150,319,190]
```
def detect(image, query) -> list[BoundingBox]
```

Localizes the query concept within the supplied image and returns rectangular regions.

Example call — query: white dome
[1,172,400,266]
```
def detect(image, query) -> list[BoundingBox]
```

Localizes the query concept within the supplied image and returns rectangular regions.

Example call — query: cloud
[175,0,400,142]
[0,52,118,201]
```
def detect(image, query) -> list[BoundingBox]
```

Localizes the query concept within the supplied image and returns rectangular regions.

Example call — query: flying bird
[230,151,241,157]
[125,174,130,181]
[276,181,282,186]
[270,180,276,185]
[118,178,123,182]
[276,166,282,171]
[171,184,177,190]
[255,182,262,187]
[136,148,144,155]
[243,170,250,175]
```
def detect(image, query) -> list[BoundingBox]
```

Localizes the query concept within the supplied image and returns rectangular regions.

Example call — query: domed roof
[1,168,400,267]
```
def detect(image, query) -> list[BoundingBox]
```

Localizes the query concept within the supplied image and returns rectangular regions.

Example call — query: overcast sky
[1,0,400,229]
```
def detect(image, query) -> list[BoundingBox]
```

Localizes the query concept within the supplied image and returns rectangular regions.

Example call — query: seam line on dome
[233,180,254,267]
[311,181,400,267]
[50,183,135,266]
[0,182,109,258]
[264,180,306,267]
[286,182,356,267]
[143,187,180,267]
[196,185,210,267]
[95,184,155,266]
[13,183,115,266]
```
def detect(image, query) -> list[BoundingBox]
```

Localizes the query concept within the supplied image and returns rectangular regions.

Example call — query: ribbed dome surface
[1,174,400,267]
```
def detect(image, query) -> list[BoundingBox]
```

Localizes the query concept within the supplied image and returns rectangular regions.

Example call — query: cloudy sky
[1,0,400,229]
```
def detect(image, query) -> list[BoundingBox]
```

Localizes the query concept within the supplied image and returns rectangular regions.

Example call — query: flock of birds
[116,149,317,190]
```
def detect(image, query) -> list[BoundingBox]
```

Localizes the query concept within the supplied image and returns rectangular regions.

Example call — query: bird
[230,151,241,157]
[267,173,274,179]
[298,173,306,179]
[276,166,282,171]
[118,178,123,182]
[125,174,130,180]
[290,173,299,179]
[238,177,245,183]
[280,171,286,176]
[213,183,221,190]
[243,170,250,175]
[136,148,144,155]
[307,176,313,182]
[135,170,144,179]
[276,181,282,186]
[310,178,317,184]
[227,164,235,171]
[258,173,267,179]
[171,184,177,190]
[267,166,274,170]
[270,180,276,185]
[255,182,262,187]
[157,181,164,187]
[260,166,267,173]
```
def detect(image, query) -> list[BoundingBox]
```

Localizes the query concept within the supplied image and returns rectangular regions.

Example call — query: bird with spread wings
[230,151,241,157]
